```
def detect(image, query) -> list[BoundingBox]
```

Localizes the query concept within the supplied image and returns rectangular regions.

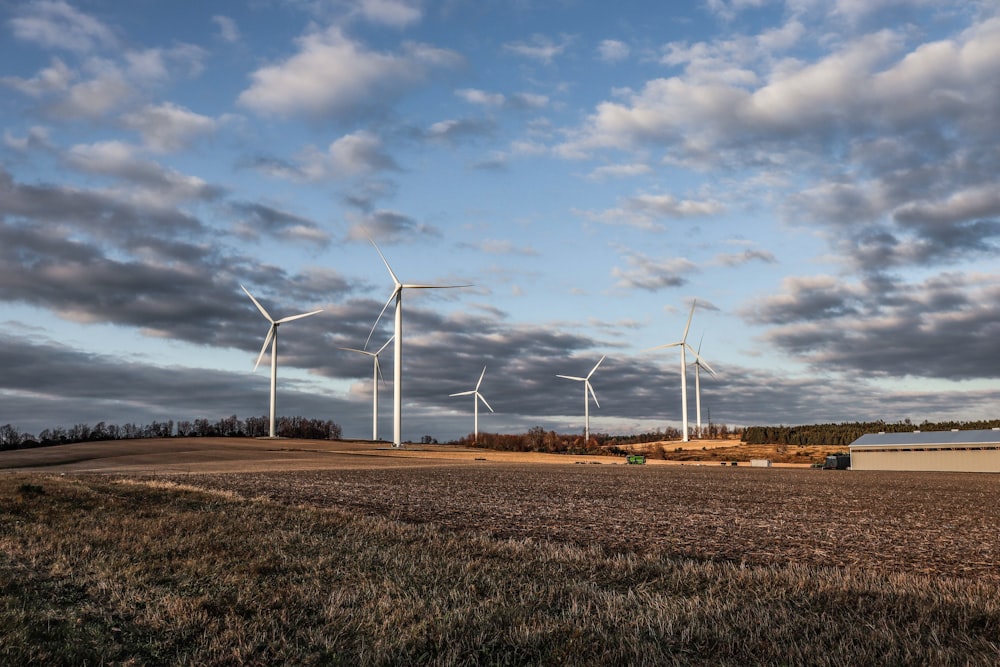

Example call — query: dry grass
[2,471,999,665]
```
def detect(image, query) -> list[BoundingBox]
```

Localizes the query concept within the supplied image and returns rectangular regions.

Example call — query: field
[2,439,999,664]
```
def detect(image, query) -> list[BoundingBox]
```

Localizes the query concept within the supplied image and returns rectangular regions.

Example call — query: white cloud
[3,126,52,152]
[575,192,724,230]
[120,103,217,153]
[357,0,423,28]
[503,34,572,64]
[457,88,505,106]
[611,250,698,291]
[64,140,218,205]
[10,0,117,53]
[0,58,74,97]
[212,15,240,43]
[56,65,132,118]
[326,131,398,175]
[238,26,461,119]
[561,18,1000,167]
[597,39,630,62]
[587,163,651,180]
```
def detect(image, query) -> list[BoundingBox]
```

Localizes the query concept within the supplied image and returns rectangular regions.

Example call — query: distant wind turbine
[645,300,714,442]
[692,335,718,438]
[450,365,493,443]
[339,336,393,441]
[366,239,471,447]
[557,355,605,443]
[241,285,323,439]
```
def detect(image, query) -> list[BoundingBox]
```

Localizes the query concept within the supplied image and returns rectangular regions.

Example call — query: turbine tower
[242,285,323,439]
[339,336,393,441]
[692,335,718,438]
[449,365,493,443]
[645,300,713,442]
[557,355,605,443]
[367,239,470,447]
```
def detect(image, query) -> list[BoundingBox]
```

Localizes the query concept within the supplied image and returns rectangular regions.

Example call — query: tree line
[0,415,342,451]
[448,423,743,455]
[742,419,1000,446]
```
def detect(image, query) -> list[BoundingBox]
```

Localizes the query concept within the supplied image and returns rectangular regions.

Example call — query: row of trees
[449,423,743,455]
[742,419,1000,446]
[0,415,342,451]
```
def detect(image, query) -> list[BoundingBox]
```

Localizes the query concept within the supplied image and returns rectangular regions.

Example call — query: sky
[2,0,1000,443]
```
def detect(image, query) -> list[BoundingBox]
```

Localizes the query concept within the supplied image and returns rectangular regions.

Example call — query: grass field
[2,439,999,664]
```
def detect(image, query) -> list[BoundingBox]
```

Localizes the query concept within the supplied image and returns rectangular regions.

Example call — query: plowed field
[175,464,1000,581]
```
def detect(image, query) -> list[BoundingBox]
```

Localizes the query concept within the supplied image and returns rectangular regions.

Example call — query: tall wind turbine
[692,335,718,438]
[645,300,713,442]
[557,355,605,443]
[339,336,393,441]
[367,239,471,447]
[449,365,493,443]
[242,285,323,439]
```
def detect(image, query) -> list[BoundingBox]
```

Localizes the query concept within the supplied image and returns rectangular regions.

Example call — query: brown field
[2,438,999,664]
[3,438,996,580]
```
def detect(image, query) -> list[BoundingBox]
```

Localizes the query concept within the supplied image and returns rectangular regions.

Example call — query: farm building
[849,429,1000,472]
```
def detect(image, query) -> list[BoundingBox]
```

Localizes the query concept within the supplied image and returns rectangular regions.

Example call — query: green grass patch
[1,473,998,665]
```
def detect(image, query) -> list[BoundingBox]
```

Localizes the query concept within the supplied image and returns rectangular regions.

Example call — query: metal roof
[850,429,1000,448]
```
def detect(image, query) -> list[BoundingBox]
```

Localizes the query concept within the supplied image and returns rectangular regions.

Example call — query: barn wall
[849,446,1000,472]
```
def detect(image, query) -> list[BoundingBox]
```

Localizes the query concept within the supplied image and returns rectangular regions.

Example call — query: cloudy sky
[2,0,999,442]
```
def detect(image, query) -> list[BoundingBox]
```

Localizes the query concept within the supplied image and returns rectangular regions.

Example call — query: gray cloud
[230,202,331,245]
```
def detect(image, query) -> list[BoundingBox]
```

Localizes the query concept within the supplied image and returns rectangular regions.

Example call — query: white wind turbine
[241,285,323,439]
[645,300,714,442]
[692,335,718,438]
[449,365,493,443]
[367,239,471,447]
[557,355,605,443]
[339,336,393,441]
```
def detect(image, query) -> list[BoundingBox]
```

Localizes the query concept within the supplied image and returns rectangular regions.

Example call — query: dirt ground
[177,464,1000,581]
[3,438,998,581]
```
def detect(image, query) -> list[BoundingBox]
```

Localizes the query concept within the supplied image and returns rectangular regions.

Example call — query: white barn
[849,429,1000,472]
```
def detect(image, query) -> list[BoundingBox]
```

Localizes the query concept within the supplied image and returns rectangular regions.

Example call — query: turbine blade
[375,335,394,355]
[450,390,475,397]
[587,355,606,378]
[241,284,274,323]
[276,308,323,324]
[697,333,704,355]
[642,341,683,353]
[557,374,585,381]
[681,299,697,343]
[369,238,401,287]
[587,381,600,409]
[401,283,473,289]
[689,347,718,376]
[365,289,399,349]
[338,346,375,358]
[475,365,487,390]
[253,325,275,371]
[478,393,494,413]
[375,357,386,386]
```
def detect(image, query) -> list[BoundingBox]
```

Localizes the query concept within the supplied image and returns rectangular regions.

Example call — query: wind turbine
[366,239,471,447]
[339,336,393,441]
[692,335,718,438]
[645,300,714,442]
[449,365,493,443]
[241,285,323,439]
[557,355,605,443]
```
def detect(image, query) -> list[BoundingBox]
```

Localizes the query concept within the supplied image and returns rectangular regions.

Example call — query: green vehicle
[627,455,646,465]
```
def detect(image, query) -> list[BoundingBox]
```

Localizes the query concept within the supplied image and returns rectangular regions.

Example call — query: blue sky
[2,0,1000,442]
